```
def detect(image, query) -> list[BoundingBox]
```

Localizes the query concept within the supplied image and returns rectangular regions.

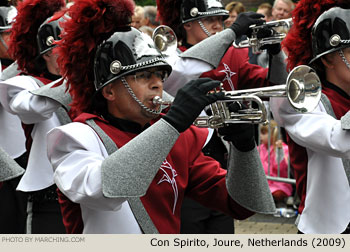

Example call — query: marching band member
[0,0,67,233]
[156,0,288,233]
[46,0,275,234]
[270,0,350,234]
[0,3,28,234]
[157,0,288,96]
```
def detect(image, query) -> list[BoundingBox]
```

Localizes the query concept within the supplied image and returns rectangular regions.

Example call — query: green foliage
[134,0,156,6]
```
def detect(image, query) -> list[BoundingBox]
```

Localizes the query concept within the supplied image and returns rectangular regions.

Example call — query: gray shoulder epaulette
[341,111,350,130]
[0,61,21,81]
[101,119,179,198]
[29,78,72,111]
[86,117,180,234]
[0,147,25,182]
[226,143,276,214]
[181,29,236,68]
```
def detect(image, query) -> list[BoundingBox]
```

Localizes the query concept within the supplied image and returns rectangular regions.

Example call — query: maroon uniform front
[57,113,253,233]
[179,45,269,91]
[201,47,269,91]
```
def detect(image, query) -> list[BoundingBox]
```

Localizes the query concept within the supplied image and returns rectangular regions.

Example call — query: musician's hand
[163,78,224,133]
[230,12,265,39]
[275,140,283,149]
[218,102,256,152]
[261,43,281,55]
[258,28,282,55]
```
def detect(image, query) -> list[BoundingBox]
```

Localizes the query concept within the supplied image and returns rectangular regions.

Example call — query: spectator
[142,5,159,29]
[258,120,293,204]
[272,0,295,20]
[131,5,144,29]
[224,1,245,28]
[257,2,273,22]
[139,25,154,37]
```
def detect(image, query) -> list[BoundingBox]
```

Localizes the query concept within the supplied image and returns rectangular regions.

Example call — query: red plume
[156,0,183,41]
[56,0,135,116]
[8,0,65,75]
[282,0,350,70]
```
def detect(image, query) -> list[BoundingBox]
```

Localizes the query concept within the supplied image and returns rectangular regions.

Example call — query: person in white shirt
[270,0,350,234]
[0,0,68,233]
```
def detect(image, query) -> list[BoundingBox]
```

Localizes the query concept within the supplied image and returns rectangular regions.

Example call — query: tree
[134,0,155,6]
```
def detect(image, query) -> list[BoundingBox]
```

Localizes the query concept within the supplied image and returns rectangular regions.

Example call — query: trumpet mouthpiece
[152,96,172,105]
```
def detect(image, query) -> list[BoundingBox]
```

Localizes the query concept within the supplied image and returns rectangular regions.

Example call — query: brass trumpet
[152,25,177,55]
[153,65,321,128]
[233,18,292,54]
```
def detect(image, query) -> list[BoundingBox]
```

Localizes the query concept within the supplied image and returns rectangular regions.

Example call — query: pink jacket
[258,143,293,196]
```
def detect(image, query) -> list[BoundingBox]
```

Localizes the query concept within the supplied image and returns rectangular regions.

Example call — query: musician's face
[184,16,224,45]
[322,47,350,95]
[43,49,60,76]
[102,67,167,126]
[0,32,11,59]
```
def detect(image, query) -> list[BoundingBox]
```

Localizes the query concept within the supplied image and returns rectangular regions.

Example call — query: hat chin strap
[0,34,8,50]
[121,77,162,115]
[339,49,350,70]
[198,20,212,37]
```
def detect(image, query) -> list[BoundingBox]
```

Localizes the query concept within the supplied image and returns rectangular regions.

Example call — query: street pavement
[234,213,298,234]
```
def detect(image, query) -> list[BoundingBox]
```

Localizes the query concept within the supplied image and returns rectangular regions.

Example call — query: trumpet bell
[233,18,293,54]
[152,65,321,128]
[152,25,177,55]
[194,65,322,128]
[286,65,321,113]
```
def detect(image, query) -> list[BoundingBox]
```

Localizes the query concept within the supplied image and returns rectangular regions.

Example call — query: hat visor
[96,60,172,92]
[182,11,229,24]
[309,45,350,64]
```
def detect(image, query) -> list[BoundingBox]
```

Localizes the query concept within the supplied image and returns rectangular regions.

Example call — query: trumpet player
[45,0,276,234]
[156,0,288,234]
[270,0,350,234]
[0,3,28,234]
[157,0,288,96]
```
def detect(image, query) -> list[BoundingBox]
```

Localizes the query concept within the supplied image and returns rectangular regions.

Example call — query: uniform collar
[0,58,13,67]
[42,70,61,81]
[323,79,350,100]
[104,113,151,134]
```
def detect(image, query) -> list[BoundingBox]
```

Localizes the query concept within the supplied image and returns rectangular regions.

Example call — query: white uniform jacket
[0,75,62,191]
[270,96,350,234]
[48,122,144,234]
